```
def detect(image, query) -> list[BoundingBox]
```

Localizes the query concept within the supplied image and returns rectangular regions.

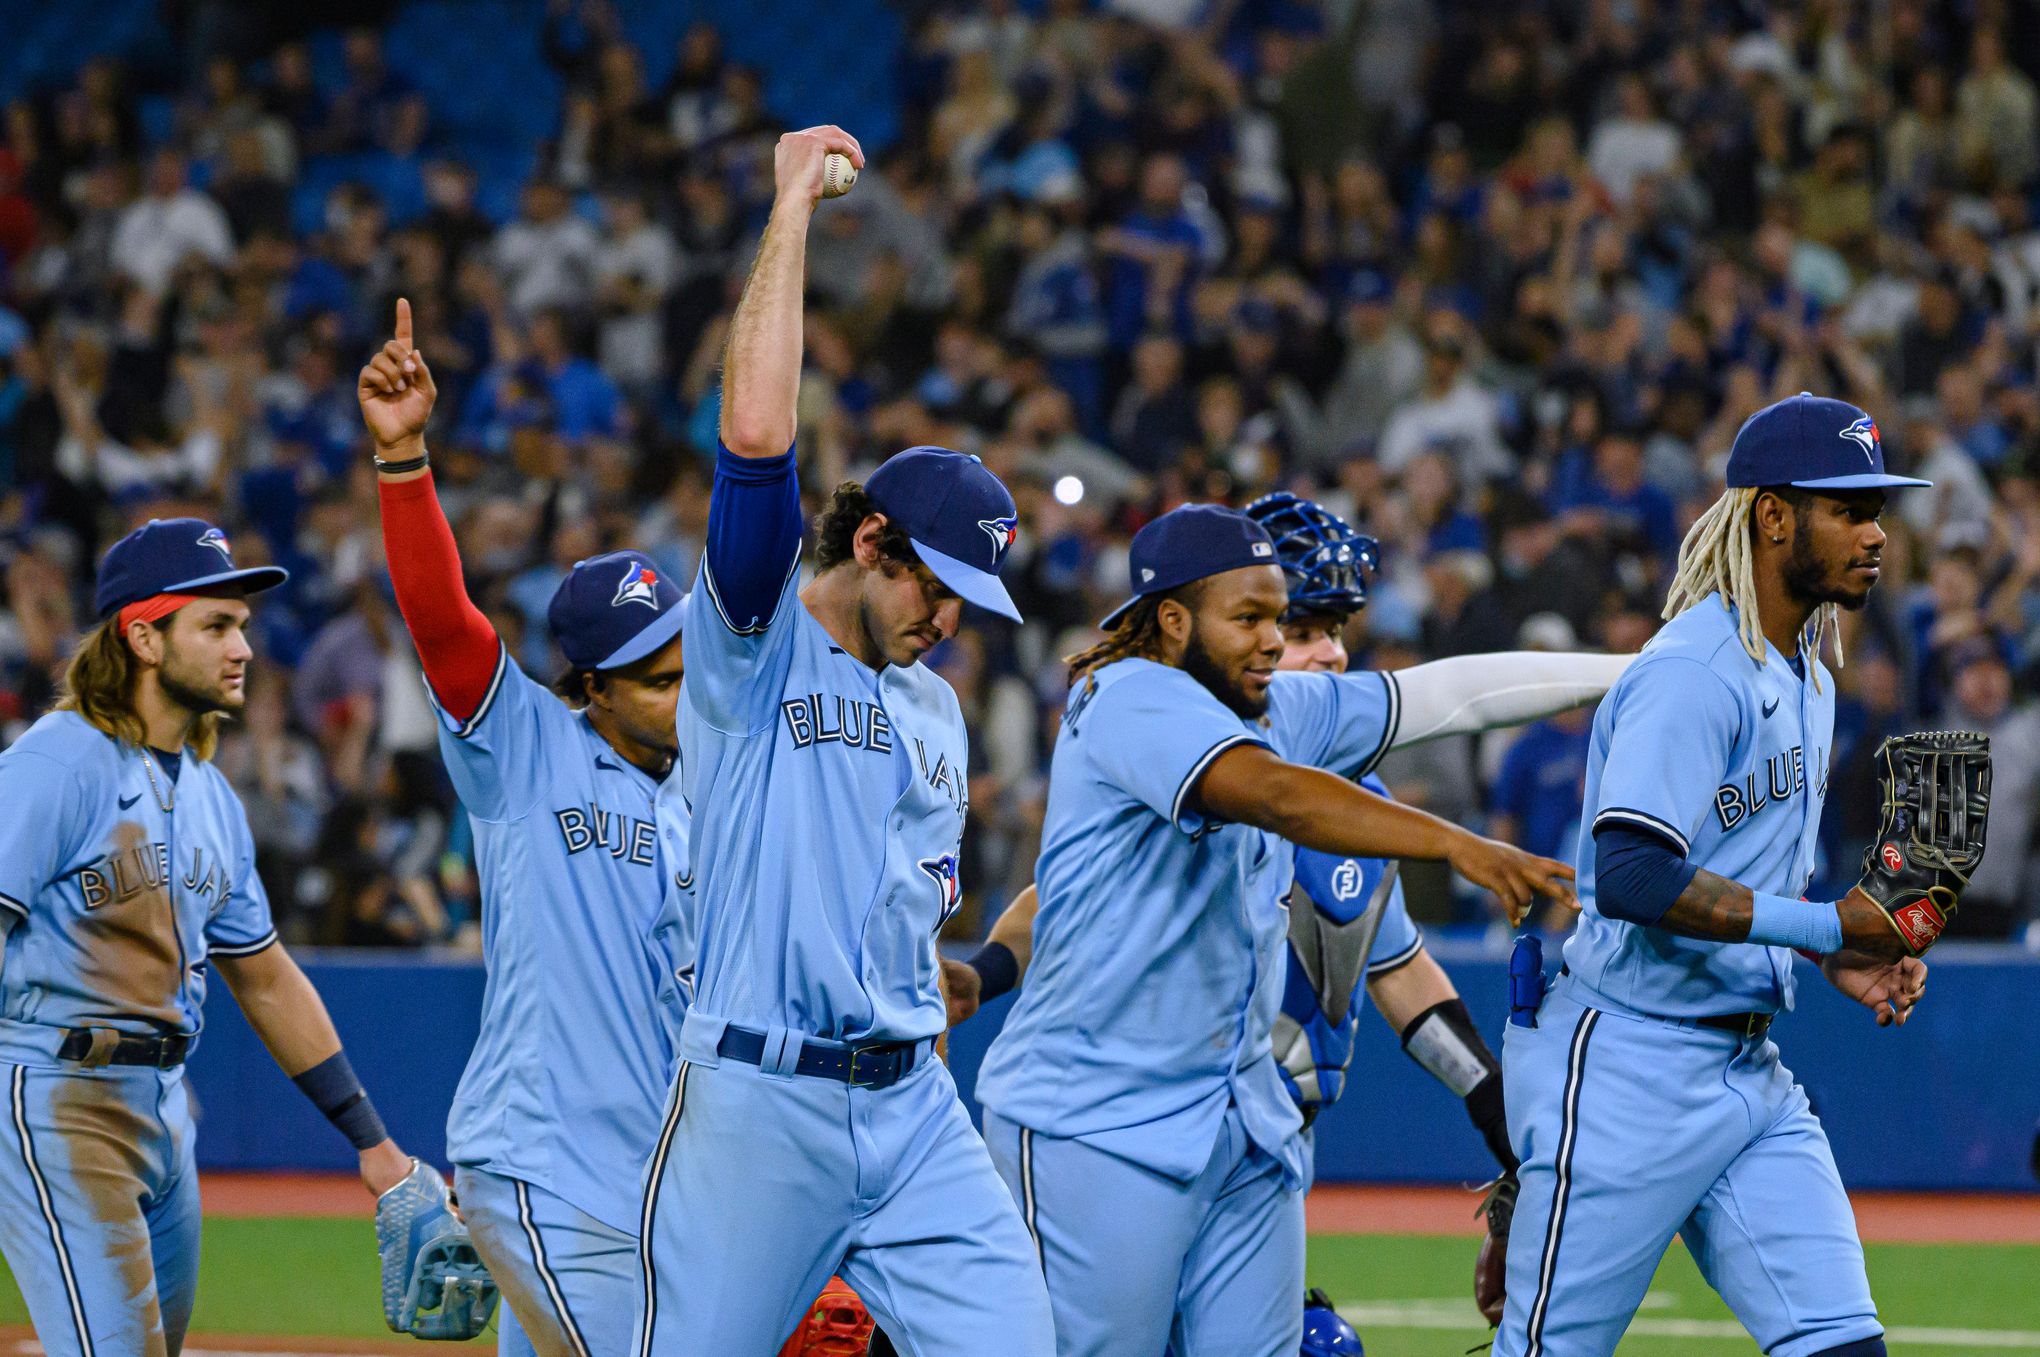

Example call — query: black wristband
[292,1050,389,1151]
[967,941,1020,1005]
[373,450,430,474]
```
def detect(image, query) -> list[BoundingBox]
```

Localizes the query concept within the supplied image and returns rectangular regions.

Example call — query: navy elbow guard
[1402,998,1515,1173]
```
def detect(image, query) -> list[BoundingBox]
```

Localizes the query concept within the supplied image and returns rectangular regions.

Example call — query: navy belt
[57,1027,191,1069]
[716,1026,926,1089]
[1557,966,1771,1042]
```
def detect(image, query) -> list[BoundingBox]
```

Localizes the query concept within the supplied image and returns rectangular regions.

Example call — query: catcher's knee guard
[778,1277,874,1357]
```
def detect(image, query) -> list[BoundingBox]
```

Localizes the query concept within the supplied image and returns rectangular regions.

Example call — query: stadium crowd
[1,0,2039,947]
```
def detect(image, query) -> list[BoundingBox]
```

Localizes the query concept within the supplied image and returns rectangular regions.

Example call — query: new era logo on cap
[1101,504,1281,628]
[611,560,662,610]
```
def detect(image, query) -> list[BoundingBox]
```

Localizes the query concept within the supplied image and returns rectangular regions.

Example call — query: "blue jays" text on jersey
[1566,593,1835,1017]
[0,712,277,1064]
[436,646,683,1236]
[677,449,972,1051]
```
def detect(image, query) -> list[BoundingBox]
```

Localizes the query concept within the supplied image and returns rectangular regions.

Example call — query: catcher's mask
[1245,492,1379,623]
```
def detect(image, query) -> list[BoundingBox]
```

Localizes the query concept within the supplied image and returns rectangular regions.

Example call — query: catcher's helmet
[1301,1287,1363,1356]
[1244,492,1379,621]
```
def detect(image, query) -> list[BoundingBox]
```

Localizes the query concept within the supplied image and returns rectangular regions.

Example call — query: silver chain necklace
[138,747,176,815]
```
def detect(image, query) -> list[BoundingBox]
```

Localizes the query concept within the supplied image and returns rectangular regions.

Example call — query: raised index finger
[395,297,413,348]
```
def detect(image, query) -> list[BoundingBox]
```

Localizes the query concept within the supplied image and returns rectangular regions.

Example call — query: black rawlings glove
[1854,732,1990,956]
[1474,1171,1517,1326]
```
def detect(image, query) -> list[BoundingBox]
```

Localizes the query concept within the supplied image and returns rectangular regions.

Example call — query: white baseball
[821,152,858,199]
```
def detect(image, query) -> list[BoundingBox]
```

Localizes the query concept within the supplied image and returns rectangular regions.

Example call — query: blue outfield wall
[189,941,2040,1192]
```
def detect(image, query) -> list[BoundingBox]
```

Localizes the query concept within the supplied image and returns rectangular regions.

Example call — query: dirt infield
[0,1331,425,1356]
[204,1172,2040,1243]
[1303,1183,2040,1243]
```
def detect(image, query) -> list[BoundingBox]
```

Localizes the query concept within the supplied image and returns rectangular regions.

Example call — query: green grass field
[3,1222,2037,1352]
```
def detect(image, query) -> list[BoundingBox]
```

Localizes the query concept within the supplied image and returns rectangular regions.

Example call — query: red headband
[118,592,203,645]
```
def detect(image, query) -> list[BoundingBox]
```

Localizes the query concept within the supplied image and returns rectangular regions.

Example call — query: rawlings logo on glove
[375,1160,498,1340]
[1855,732,1991,956]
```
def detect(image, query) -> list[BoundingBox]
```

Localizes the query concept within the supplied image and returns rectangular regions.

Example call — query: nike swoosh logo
[1761,698,1780,718]
[118,792,142,810]
[595,756,624,773]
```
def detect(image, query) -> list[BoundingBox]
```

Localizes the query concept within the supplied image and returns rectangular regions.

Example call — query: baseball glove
[1473,1171,1517,1326]
[374,1160,498,1341]
[1854,731,1991,956]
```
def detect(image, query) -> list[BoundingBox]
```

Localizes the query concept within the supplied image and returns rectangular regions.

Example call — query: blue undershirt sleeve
[1592,822,1700,926]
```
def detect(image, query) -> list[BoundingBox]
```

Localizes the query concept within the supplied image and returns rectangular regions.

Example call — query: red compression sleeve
[378,471,502,724]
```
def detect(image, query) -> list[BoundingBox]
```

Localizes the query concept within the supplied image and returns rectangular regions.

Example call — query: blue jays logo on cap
[611,560,662,610]
[979,515,1018,566]
[1840,415,1879,463]
[549,549,685,670]
[1725,393,1931,492]
[94,517,290,618]
[920,852,963,927]
[864,446,1024,624]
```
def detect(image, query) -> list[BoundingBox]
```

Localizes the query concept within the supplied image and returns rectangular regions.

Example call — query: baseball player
[359,301,694,1357]
[973,502,1615,1357]
[0,518,431,1356]
[1493,395,1939,1357]
[632,125,1055,1357]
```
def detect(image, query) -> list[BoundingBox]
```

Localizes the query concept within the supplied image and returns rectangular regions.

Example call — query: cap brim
[1788,473,1933,489]
[597,595,687,669]
[916,541,1022,623]
[170,565,292,599]
[1098,594,1145,629]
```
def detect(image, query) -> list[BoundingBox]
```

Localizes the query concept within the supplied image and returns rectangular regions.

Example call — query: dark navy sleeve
[686,443,807,734]
[1592,822,1700,926]
[698,444,802,636]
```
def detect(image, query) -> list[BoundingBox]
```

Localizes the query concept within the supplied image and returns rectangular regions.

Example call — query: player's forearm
[1368,946,1456,1031]
[216,943,347,1074]
[986,883,1039,975]
[376,468,501,719]
[218,944,396,1153]
[720,201,811,458]
[1386,652,1630,749]
[1217,757,1468,863]
[1655,867,1759,943]
[1378,955,1517,1174]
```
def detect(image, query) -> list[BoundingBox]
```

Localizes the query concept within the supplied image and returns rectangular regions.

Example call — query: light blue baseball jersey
[0,712,276,1064]
[1564,592,1835,1018]
[975,658,1396,1188]
[438,647,683,1235]
[679,449,970,1047]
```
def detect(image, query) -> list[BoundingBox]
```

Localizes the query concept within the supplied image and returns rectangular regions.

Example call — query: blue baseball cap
[1725,393,1931,491]
[865,446,1023,623]
[547,550,686,670]
[95,518,290,618]
[1100,504,1280,628]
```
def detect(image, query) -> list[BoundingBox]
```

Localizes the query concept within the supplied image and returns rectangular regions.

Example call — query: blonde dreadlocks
[1662,486,1841,689]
